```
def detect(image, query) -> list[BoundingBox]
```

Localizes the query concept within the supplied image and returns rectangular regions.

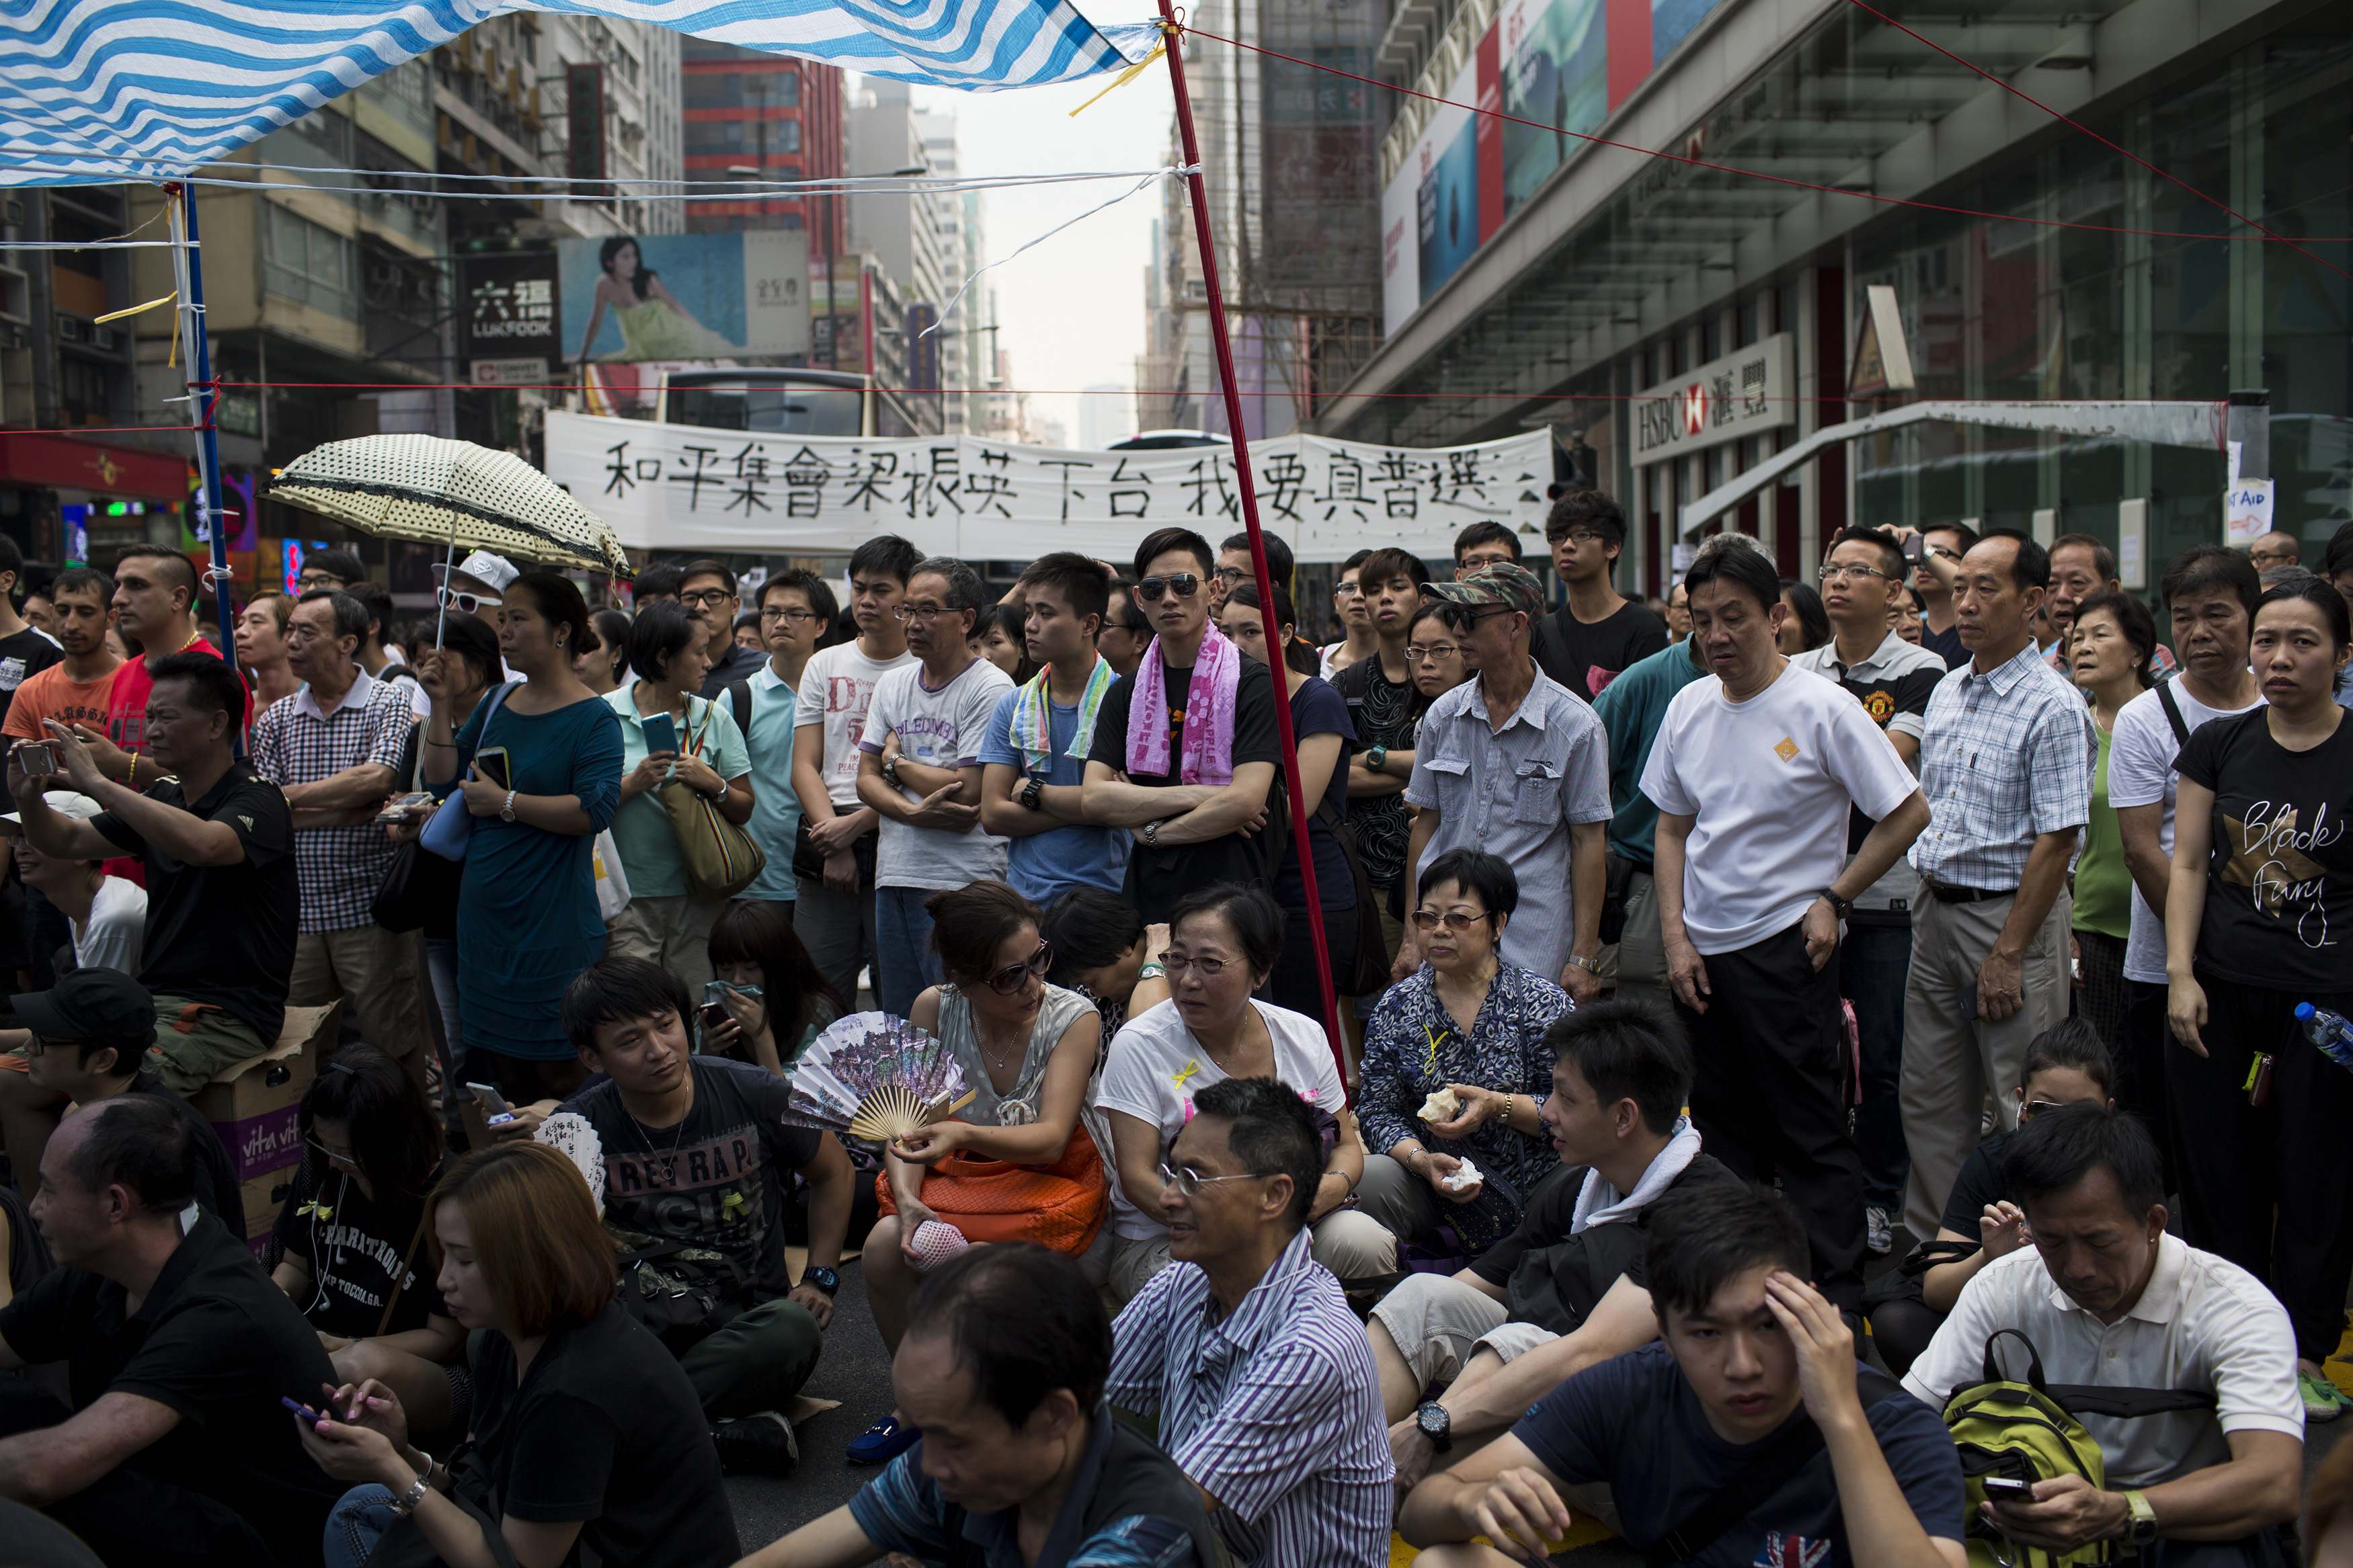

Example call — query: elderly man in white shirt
[1902,1104,2303,1567]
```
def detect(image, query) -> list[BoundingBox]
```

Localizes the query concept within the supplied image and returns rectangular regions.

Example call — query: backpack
[1940,1329,2216,1568]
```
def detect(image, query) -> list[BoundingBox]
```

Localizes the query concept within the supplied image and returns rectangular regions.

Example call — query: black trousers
[2165,969,2353,1363]
[1677,921,1866,1312]
[2118,979,2179,1196]
[0,1379,282,1568]
[1267,900,1359,1024]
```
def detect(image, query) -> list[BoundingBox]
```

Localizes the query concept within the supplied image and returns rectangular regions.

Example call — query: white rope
[0,237,194,249]
[927,167,1190,337]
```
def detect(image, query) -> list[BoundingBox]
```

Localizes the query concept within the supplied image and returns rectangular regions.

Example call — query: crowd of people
[0,496,2350,1568]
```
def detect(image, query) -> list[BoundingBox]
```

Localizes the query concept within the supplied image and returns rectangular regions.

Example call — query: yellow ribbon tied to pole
[1070,24,1173,116]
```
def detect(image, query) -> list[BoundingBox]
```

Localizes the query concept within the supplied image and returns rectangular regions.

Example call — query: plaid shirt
[1911,640,2095,891]
[1107,1229,1392,1568]
[250,671,413,933]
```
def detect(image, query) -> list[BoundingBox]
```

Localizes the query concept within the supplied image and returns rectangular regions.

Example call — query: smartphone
[1959,978,1979,1023]
[1981,1477,2036,1499]
[375,790,434,823]
[281,1396,329,1423]
[642,712,678,757]
[466,1081,512,1116]
[473,746,512,792]
[15,741,55,776]
[699,1001,731,1033]
[1903,534,1926,567]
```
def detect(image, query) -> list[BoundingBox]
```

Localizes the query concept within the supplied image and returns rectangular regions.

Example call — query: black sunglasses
[984,940,1053,995]
[1135,574,1201,603]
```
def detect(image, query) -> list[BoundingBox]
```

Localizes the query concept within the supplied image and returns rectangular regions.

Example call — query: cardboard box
[241,1163,300,1241]
[189,1002,337,1182]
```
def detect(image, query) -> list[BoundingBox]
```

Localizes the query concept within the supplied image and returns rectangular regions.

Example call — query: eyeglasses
[1406,642,1461,663]
[1158,1161,1263,1199]
[1135,574,1201,603]
[1412,907,1492,934]
[681,588,737,609]
[436,587,500,615]
[891,603,951,622]
[760,606,818,624]
[307,1137,359,1167]
[1553,528,1608,547]
[983,940,1053,995]
[2020,1099,2068,1121]
[1211,565,1250,585]
[1334,581,1364,597]
[1818,562,1894,584]
[1160,951,1231,977]
[295,572,345,590]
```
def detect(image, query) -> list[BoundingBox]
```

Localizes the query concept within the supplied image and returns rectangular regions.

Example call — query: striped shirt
[1107,1229,1392,1568]
[249,671,413,933]
[1910,639,2095,891]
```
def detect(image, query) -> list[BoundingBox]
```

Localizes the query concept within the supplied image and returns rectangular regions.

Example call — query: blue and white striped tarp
[0,0,1160,185]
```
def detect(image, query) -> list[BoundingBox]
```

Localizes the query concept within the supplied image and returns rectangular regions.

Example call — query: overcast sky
[904,22,1172,446]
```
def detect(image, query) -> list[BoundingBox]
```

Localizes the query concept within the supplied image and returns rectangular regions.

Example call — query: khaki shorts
[146,993,270,1095]
[1369,1271,1560,1390]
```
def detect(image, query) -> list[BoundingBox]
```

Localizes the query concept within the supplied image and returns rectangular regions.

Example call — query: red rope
[0,422,202,436]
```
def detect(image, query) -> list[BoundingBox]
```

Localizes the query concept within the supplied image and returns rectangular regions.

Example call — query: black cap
[15,968,156,1053]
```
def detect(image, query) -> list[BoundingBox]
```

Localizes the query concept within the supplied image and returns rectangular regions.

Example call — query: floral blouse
[1359,962,1571,1251]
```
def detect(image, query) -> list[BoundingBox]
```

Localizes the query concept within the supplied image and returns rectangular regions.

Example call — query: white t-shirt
[795,642,916,808]
[73,874,147,974]
[858,656,1015,891]
[1095,998,1346,1240]
[1903,1235,2301,1488]
[2106,681,2264,985]
[1640,661,1919,954]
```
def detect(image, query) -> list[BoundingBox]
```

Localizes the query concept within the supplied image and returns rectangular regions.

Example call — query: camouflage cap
[1422,561,1544,618]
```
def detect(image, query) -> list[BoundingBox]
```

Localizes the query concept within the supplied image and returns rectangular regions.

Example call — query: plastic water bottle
[2293,1003,2353,1073]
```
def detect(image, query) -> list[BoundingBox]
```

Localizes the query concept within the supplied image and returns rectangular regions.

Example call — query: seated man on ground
[1369,999,1739,1489]
[737,1244,1225,1568]
[0,1096,343,1568]
[1106,1075,1393,1568]
[556,956,856,1473]
[3,790,144,975]
[1903,1105,2303,1567]
[1401,1182,1967,1567]
[0,968,237,1217]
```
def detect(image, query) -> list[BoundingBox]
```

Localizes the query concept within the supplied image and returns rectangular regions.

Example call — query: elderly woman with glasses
[1096,882,1397,1305]
[1353,850,1571,1257]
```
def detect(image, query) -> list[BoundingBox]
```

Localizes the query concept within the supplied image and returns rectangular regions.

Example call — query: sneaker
[711,1411,799,1477]
[1865,1205,1894,1257]
[2300,1371,2348,1423]
[847,1412,922,1466]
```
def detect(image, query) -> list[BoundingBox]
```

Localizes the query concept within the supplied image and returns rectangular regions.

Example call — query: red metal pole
[1154,9,1347,1088]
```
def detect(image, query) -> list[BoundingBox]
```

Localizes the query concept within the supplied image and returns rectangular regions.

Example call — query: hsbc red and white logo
[1632,331,1795,468]
[1681,382,1708,436]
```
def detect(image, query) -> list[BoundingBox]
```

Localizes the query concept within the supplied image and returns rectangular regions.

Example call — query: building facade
[681,38,846,246]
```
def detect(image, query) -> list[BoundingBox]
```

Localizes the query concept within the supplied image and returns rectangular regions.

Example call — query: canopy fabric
[0,0,1156,185]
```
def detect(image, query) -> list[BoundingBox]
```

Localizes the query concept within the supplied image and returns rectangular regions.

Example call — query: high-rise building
[846,81,953,433]
[680,40,845,250]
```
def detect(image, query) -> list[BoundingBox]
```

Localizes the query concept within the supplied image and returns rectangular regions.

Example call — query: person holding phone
[420,571,621,1105]
[606,602,752,997]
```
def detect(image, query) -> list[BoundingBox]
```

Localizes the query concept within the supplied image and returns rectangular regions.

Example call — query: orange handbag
[876,1120,1109,1255]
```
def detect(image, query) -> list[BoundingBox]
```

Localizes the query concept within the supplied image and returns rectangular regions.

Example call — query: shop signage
[458,252,563,369]
[0,432,186,501]
[1631,332,1792,468]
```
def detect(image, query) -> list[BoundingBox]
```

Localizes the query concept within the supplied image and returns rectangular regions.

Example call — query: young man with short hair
[1097,577,1149,677]
[1321,550,1378,677]
[1334,547,1430,963]
[294,546,366,593]
[1901,529,2094,1241]
[78,547,242,784]
[1905,522,1977,669]
[1792,524,1948,1257]
[0,1097,344,1565]
[1365,1001,1739,1490]
[345,579,429,720]
[1401,564,1611,1000]
[3,568,116,751]
[11,651,297,1094]
[1107,1076,1393,1568]
[742,1245,1223,1568]
[737,569,838,912]
[1646,542,1928,1312]
[1400,1183,1967,1567]
[0,535,62,733]
[792,535,920,1005]
[856,556,1014,1015]
[1213,530,1318,671]
[1083,528,1281,923]
[1904,1107,2303,1565]
[557,956,854,1472]
[681,559,766,697]
[234,591,300,712]
[978,552,1129,905]
[252,589,430,1083]
[1530,489,1667,702]
[1453,521,1521,580]
[3,792,143,974]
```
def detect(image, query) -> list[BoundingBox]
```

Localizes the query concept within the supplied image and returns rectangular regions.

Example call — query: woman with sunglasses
[1353,849,1570,1256]
[1860,1018,2112,1376]
[269,1046,466,1437]
[1097,882,1394,1306]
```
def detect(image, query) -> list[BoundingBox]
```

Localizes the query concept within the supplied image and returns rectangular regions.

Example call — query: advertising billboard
[557,230,811,364]
[458,251,563,378]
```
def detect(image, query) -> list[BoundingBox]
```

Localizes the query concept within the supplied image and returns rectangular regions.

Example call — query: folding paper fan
[783,1012,974,1144]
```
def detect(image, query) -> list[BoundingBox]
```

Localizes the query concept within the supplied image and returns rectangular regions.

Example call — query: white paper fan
[536,1112,606,1216]
[783,1012,973,1144]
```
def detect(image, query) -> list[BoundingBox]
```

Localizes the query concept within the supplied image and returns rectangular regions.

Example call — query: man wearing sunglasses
[678,559,766,700]
[1082,527,1281,923]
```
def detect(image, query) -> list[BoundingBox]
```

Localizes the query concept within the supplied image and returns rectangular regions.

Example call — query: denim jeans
[324,1484,399,1568]
[873,886,942,1018]
[1841,917,1913,1214]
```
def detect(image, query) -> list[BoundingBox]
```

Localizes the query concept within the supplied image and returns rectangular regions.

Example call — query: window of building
[263,203,358,318]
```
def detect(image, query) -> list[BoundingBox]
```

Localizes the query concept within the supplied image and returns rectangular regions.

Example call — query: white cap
[432,550,520,593]
[0,790,105,836]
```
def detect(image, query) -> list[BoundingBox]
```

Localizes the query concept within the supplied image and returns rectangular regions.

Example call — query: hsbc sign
[1632,332,1794,468]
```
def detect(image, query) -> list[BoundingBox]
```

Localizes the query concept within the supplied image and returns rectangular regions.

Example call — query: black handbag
[610,1229,752,1350]
[372,837,463,932]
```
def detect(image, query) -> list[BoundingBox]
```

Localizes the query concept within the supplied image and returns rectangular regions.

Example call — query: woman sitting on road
[703,898,846,1073]
[1042,884,1165,1044]
[1353,850,1572,1258]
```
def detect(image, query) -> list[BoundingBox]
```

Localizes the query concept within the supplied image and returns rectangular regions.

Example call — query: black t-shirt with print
[562,1056,822,1303]
[2176,708,2353,992]
[1333,652,1419,897]
[269,1159,446,1339]
[0,626,62,729]
[91,763,298,1043]
[471,1299,740,1568]
[1533,600,1668,702]
[1086,656,1280,921]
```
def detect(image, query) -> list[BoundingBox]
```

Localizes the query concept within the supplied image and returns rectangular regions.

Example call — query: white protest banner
[543,411,1552,564]
[2223,479,2274,548]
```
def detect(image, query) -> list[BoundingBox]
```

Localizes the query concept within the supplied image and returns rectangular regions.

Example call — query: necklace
[625,1099,690,1185]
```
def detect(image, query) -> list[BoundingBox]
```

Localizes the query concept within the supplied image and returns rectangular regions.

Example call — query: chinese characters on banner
[543,411,1552,563]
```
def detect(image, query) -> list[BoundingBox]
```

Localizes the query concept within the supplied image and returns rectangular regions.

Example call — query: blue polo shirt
[976,681,1129,905]
[739,663,801,902]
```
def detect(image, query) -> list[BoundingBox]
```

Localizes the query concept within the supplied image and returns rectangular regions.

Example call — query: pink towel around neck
[1125,622,1240,786]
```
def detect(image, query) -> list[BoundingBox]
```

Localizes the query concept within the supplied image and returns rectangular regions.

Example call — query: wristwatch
[1821,888,1854,921]
[1565,951,1603,975]
[1365,745,1388,775]
[499,789,518,823]
[1415,1400,1453,1453]
[388,1464,433,1518]
[1020,775,1046,811]
[2124,1489,2157,1546]
[801,1265,840,1296]
[1141,819,1162,845]
[881,753,902,786]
